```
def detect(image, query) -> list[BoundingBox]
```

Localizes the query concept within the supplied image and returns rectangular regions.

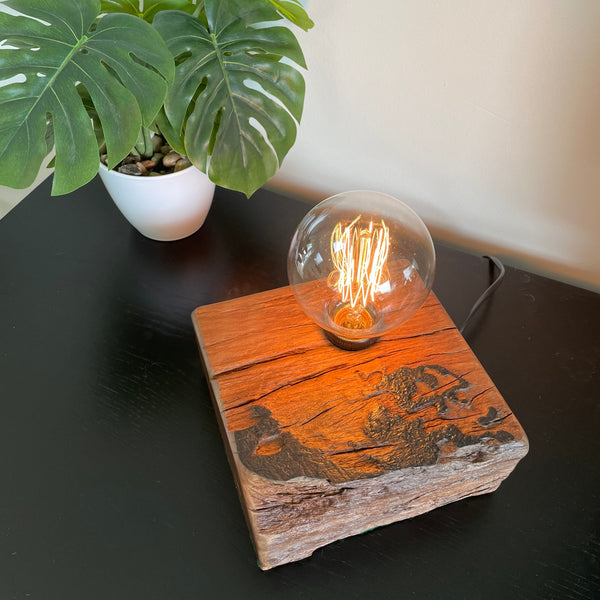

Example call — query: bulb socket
[323,329,379,351]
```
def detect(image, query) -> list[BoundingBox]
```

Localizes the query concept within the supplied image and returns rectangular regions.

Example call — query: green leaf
[0,0,174,195]
[100,0,139,16]
[134,127,153,158]
[265,0,314,31]
[77,84,104,148]
[154,0,306,196]
[220,0,313,31]
[101,0,197,22]
[154,107,186,155]
[207,0,279,27]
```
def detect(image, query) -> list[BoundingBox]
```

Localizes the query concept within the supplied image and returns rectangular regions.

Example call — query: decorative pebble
[136,161,148,175]
[106,131,193,177]
[162,151,182,167]
[174,157,191,172]
[118,163,142,176]
[152,135,163,152]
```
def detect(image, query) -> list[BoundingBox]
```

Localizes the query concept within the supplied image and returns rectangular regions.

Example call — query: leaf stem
[210,31,244,160]
[18,35,89,136]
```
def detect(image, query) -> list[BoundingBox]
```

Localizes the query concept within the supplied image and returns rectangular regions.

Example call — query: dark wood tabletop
[1,176,599,599]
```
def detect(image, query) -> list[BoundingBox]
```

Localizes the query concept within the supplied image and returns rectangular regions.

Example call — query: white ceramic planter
[98,163,215,241]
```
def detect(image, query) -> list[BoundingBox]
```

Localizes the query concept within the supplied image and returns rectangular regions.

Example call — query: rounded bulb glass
[287,190,436,348]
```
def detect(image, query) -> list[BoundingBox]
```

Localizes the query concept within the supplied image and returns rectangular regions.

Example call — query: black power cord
[458,255,505,334]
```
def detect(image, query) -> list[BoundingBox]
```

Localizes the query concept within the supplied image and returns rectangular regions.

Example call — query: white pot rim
[98,160,209,182]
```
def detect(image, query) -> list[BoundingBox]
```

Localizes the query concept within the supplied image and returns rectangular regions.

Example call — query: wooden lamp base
[192,287,529,570]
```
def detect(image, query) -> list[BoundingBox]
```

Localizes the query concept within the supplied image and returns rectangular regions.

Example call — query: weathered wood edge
[191,311,266,563]
[191,289,530,570]
[240,446,527,569]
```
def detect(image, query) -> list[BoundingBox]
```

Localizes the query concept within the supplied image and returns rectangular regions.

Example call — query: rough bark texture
[192,287,529,570]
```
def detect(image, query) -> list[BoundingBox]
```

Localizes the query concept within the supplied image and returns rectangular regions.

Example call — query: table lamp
[192,189,529,570]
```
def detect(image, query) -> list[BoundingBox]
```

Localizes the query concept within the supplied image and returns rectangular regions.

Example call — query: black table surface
[1,176,599,599]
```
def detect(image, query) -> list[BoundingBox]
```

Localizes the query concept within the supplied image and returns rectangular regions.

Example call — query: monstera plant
[0,0,312,197]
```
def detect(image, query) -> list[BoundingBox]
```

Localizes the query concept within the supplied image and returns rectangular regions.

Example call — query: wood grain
[192,286,529,569]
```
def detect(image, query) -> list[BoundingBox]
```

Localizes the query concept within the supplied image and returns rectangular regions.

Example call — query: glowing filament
[330,216,390,310]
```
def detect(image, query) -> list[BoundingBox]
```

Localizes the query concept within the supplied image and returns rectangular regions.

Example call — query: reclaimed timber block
[192,286,529,570]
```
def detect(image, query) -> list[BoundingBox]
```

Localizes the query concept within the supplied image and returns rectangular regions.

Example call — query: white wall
[0,164,53,219]
[271,0,600,292]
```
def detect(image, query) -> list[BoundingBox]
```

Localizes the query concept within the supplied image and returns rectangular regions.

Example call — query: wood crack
[194,286,529,570]
[249,486,355,512]
[381,326,456,343]
[328,442,397,456]
[224,363,355,411]
[284,404,337,428]
[470,386,494,403]
[438,414,474,422]
[405,347,469,365]
[477,406,514,428]
[224,353,392,411]
[207,320,315,347]
[216,343,321,377]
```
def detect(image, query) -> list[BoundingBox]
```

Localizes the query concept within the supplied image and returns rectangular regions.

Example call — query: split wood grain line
[193,287,520,443]
[195,289,458,392]
[192,286,529,570]
[195,287,452,375]
[214,329,462,416]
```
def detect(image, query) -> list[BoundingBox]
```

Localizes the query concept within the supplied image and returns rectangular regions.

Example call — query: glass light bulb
[287,190,436,349]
